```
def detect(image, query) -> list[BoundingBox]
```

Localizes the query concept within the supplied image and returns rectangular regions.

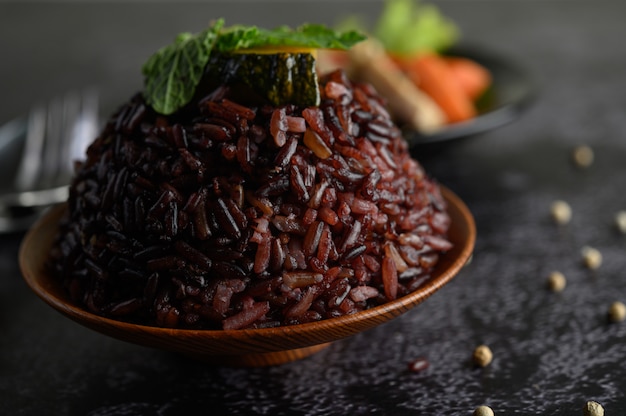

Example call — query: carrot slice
[397,52,476,123]
[445,56,491,100]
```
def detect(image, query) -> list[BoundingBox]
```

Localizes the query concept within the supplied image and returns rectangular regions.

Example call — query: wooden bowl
[19,186,475,367]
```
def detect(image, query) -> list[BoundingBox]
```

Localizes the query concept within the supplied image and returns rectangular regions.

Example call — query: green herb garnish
[216,23,366,52]
[142,19,365,115]
[142,21,222,116]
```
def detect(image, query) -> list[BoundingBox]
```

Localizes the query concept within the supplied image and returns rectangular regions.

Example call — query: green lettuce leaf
[374,0,459,55]
[335,0,459,56]
[142,19,365,115]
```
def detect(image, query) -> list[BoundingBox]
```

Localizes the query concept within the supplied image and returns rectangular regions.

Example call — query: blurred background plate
[405,45,535,146]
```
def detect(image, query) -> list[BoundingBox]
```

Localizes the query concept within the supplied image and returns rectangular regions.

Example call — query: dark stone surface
[2,1,626,414]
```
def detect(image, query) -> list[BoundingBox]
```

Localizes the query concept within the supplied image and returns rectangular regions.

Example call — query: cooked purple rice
[48,70,452,330]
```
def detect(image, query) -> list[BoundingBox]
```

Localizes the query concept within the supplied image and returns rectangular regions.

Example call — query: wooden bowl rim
[19,186,475,348]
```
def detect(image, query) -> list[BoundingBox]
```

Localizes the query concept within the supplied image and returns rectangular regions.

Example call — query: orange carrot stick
[398,53,476,123]
[444,56,491,100]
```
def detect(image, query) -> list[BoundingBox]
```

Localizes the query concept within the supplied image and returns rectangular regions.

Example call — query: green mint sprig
[142,19,365,115]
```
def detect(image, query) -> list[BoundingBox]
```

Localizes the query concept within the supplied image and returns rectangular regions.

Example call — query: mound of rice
[49,69,452,330]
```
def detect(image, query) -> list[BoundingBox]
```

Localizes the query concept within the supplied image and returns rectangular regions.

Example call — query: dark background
[2,1,626,414]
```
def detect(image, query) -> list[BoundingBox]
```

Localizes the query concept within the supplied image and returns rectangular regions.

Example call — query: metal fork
[0,88,99,231]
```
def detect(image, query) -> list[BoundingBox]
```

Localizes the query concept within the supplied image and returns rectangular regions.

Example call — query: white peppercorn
[572,145,594,168]
[581,246,602,270]
[615,210,626,234]
[473,405,495,416]
[472,344,493,367]
[608,301,626,323]
[550,200,572,225]
[547,271,566,292]
[582,400,604,416]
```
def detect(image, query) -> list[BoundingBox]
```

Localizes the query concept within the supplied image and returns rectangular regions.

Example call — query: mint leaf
[142,20,365,115]
[295,24,367,49]
[216,23,365,52]
[141,20,222,115]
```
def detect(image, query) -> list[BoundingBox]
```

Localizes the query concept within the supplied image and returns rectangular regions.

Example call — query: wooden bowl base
[186,343,332,367]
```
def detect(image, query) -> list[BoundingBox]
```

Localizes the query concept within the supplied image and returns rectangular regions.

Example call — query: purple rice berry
[48,69,452,330]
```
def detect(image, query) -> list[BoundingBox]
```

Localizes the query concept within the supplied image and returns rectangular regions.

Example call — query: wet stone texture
[2,1,626,415]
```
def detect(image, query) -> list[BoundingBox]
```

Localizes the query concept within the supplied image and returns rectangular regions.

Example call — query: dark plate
[404,45,535,146]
